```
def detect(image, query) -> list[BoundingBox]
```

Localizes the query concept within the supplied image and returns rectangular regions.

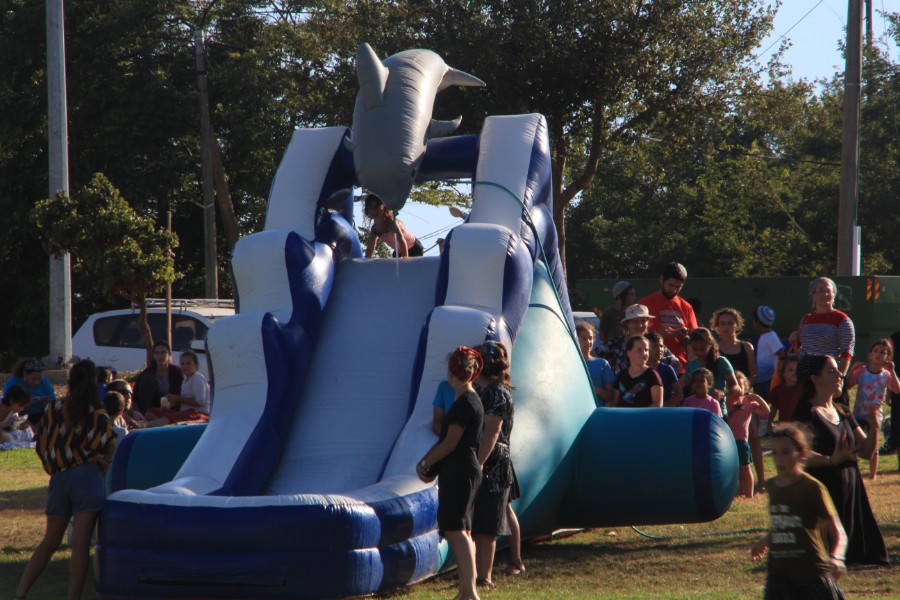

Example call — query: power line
[758,1,827,59]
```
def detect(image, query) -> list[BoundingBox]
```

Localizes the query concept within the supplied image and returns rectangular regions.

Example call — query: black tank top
[721,343,749,377]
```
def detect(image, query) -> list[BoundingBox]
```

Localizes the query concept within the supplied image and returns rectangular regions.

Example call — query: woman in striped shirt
[798,277,855,375]
[16,360,117,600]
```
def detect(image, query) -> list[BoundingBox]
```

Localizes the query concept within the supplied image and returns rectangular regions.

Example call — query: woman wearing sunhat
[599,304,681,374]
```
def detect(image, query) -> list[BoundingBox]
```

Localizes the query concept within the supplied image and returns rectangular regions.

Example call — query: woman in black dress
[471,341,521,587]
[417,347,484,600]
[792,354,889,566]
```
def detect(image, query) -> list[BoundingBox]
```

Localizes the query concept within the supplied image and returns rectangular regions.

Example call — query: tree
[295,1,778,277]
[0,0,322,355]
[31,174,179,365]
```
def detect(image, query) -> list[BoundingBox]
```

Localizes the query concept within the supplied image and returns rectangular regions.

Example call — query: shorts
[472,485,511,537]
[47,463,106,519]
[736,439,752,465]
[765,571,844,600]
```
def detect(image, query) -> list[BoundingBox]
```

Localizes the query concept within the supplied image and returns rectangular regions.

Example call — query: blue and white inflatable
[96,46,737,599]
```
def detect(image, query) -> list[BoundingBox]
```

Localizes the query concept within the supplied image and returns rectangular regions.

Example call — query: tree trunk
[136,295,153,368]
[211,132,240,251]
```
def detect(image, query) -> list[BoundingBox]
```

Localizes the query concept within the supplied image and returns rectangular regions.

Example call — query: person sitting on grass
[751,423,847,599]
[106,379,144,430]
[142,350,210,428]
[0,385,30,443]
[103,391,129,441]
[4,358,57,426]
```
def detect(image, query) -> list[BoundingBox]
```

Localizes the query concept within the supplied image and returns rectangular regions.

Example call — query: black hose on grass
[630,525,767,540]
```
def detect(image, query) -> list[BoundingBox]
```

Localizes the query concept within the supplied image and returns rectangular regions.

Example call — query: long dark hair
[150,340,171,373]
[476,340,513,387]
[63,359,100,430]
[689,328,721,377]
[796,353,852,417]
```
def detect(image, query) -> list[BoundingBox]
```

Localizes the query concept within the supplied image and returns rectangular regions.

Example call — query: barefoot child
[727,371,770,497]
[682,368,722,417]
[751,423,847,599]
[845,338,900,480]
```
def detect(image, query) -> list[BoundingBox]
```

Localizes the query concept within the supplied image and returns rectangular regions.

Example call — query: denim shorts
[46,463,106,519]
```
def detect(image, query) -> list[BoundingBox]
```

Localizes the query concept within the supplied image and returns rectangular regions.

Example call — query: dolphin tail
[428,117,463,138]
[356,43,390,109]
[438,67,486,91]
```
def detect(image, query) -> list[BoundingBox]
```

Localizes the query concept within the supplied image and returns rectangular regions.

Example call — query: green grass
[2,448,899,599]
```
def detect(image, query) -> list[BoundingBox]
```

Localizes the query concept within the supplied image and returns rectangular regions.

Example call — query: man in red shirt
[637,262,698,370]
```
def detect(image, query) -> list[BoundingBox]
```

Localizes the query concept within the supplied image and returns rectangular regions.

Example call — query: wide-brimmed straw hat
[621,304,654,323]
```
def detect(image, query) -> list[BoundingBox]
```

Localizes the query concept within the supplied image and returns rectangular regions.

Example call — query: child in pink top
[727,371,770,498]
[845,338,900,480]
[682,368,722,417]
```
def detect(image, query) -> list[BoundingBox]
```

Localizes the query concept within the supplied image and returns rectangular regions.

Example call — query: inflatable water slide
[96,47,737,599]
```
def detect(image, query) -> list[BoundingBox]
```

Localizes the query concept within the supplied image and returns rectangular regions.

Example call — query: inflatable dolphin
[94,48,737,600]
[350,42,485,212]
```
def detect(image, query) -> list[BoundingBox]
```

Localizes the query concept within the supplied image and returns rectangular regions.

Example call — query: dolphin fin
[438,67,486,91]
[428,117,462,138]
[356,43,389,109]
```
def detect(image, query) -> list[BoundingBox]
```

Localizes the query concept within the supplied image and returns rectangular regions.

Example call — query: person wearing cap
[3,357,57,424]
[598,281,635,343]
[637,262,698,371]
[599,304,681,374]
[753,305,782,399]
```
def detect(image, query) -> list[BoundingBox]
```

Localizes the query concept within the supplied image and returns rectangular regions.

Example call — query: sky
[760,0,898,83]
[355,2,900,256]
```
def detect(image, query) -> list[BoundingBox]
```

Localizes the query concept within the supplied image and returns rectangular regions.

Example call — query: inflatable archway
[96,46,736,599]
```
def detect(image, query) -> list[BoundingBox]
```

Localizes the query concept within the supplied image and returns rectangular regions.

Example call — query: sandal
[476,578,495,588]
[503,563,526,576]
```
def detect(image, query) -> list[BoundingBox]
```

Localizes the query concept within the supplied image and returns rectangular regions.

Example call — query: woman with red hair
[417,347,485,600]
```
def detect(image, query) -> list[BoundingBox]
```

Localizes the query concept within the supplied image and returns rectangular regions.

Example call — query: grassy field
[1,446,898,600]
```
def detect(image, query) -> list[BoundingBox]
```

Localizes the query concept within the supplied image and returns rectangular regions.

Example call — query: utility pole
[47,0,72,364]
[864,0,873,49]
[194,29,218,298]
[836,0,863,276]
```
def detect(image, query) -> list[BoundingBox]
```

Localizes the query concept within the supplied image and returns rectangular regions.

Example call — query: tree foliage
[2,0,900,359]
[31,173,179,361]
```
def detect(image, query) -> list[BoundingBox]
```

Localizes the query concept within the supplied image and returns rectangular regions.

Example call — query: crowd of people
[581,263,893,598]
[5,246,897,599]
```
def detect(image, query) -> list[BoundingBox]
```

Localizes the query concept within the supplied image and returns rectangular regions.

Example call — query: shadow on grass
[0,485,47,511]
[0,552,71,600]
